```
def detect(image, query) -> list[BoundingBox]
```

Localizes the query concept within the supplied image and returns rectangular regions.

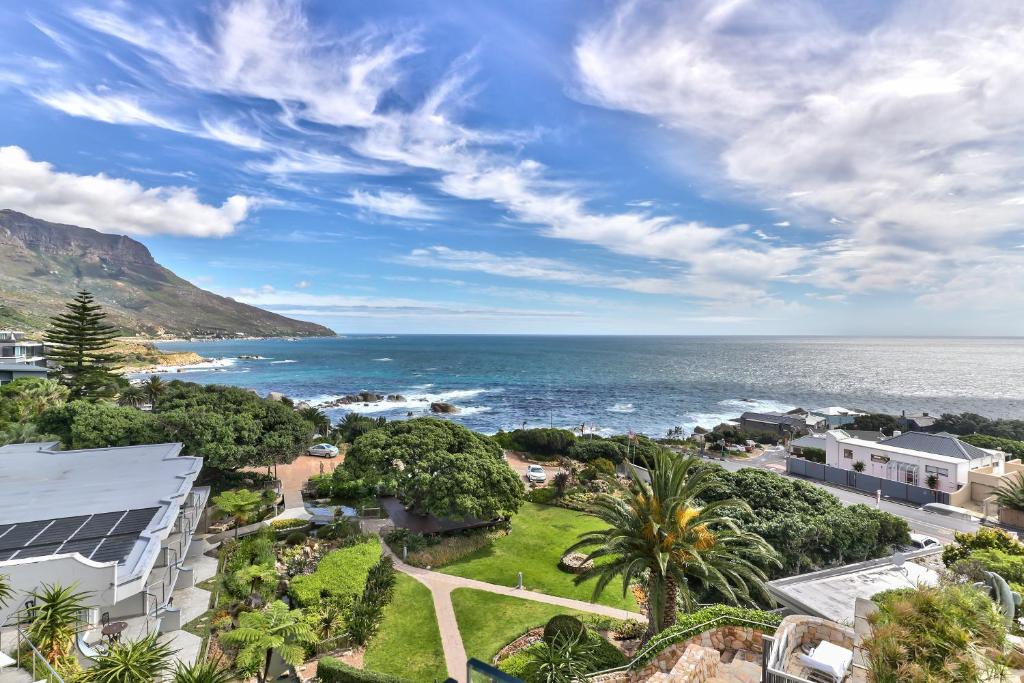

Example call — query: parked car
[308,443,340,458]
[898,533,941,552]
[526,464,547,483]
[921,502,975,521]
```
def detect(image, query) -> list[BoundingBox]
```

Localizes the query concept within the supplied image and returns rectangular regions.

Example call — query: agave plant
[87,634,175,683]
[525,630,599,683]
[172,657,234,683]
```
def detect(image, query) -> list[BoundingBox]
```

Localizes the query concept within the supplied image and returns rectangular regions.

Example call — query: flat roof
[0,363,48,373]
[767,549,940,625]
[0,442,202,582]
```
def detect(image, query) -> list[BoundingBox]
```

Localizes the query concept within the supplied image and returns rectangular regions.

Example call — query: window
[925,465,949,477]
[843,448,853,459]
[870,454,890,463]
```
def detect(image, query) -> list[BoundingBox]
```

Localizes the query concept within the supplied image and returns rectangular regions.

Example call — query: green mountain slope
[0,210,334,338]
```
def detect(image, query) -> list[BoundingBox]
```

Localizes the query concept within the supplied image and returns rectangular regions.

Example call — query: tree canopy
[933,412,1024,441]
[343,417,524,520]
[43,291,123,400]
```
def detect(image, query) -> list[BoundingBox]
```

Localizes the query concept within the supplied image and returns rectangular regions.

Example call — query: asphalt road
[714,446,979,544]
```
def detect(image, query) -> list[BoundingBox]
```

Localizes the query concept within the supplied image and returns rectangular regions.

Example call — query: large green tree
[43,291,122,400]
[343,417,524,520]
[568,452,779,639]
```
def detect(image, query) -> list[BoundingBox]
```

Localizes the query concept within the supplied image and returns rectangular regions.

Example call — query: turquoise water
[149,336,1024,436]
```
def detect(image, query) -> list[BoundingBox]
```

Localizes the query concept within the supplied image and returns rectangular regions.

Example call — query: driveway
[276,452,343,508]
[504,450,561,484]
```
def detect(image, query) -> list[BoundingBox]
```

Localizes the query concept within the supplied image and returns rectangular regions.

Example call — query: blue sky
[1,0,1022,335]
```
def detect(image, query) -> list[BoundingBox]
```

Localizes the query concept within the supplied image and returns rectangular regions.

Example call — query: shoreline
[122,357,235,377]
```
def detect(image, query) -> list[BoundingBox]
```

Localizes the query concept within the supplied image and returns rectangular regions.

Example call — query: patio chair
[799,640,853,683]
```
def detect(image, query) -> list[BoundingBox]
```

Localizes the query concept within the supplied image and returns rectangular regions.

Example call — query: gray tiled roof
[741,411,806,428]
[790,434,826,448]
[879,431,991,461]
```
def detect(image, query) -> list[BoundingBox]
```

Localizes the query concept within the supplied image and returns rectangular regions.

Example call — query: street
[715,446,979,544]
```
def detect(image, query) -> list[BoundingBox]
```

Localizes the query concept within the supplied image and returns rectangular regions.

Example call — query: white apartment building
[0,442,209,636]
[824,429,1004,493]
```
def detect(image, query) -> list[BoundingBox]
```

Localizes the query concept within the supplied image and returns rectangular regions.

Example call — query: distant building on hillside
[739,410,825,439]
[824,429,1004,492]
[811,406,867,428]
[896,411,939,433]
[0,330,47,367]
[0,362,49,385]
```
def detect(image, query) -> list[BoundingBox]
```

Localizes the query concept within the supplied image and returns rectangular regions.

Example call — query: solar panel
[0,520,52,550]
[32,515,90,545]
[110,508,158,535]
[70,511,127,540]
[56,537,103,559]
[92,536,139,563]
[13,543,63,559]
[0,524,14,540]
[0,549,17,561]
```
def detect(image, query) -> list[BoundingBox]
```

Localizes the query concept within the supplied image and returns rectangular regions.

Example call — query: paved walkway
[383,546,644,682]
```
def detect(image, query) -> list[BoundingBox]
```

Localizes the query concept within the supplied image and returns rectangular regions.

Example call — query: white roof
[767,550,940,625]
[815,406,866,417]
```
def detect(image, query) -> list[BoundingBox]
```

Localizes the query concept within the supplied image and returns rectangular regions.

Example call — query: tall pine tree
[44,291,122,400]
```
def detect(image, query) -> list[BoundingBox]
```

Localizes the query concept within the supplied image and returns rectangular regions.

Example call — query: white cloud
[343,189,441,220]
[575,0,1024,306]
[0,145,250,237]
[294,280,310,289]
[200,117,265,151]
[773,221,790,227]
[35,89,187,131]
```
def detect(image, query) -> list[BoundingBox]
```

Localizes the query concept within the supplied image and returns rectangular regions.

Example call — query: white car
[307,443,340,458]
[907,533,940,550]
[526,464,547,483]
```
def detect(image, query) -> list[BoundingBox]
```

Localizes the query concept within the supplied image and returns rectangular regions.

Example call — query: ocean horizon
[150,335,1024,437]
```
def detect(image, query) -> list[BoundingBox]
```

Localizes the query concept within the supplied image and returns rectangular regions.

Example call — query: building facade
[0,330,46,367]
[823,429,1003,493]
[0,442,209,636]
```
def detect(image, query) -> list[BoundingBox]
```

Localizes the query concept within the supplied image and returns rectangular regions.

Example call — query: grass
[363,574,447,683]
[451,588,590,663]
[439,503,638,611]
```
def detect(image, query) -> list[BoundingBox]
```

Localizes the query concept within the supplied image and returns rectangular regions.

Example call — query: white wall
[0,555,118,625]
[824,432,970,492]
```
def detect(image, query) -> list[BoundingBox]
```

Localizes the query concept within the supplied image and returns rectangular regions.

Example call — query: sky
[1,0,1023,335]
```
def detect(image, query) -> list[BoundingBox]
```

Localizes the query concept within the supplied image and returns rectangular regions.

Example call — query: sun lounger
[798,640,853,683]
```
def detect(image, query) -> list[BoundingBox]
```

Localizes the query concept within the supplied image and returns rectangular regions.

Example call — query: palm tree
[24,583,90,665]
[297,406,330,437]
[0,421,60,447]
[140,376,166,409]
[0,574,12,608]
[87,634,175,683]
[117,385,147,408]
[212,489,263,537]
[994,473,1024,512]
[567,451,780,638]
[173,658,234,683]
[9,378,68,420]
[220,601,314,683]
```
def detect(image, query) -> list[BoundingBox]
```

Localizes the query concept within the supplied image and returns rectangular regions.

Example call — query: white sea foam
[607,403,636,413]
[307,387,493,415]
[373,357,393,362]
[681,397,794,434]
[271,359,298,364]
[127,357,236,377]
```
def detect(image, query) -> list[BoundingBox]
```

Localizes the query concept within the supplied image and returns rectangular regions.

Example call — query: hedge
[631,605,782,667]
[290,537,381,607]
[317,657,413,683]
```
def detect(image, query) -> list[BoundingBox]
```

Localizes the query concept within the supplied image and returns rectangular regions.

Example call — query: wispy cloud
[342,189,441,220]
[0,145,250,237]
[35,89,187,131]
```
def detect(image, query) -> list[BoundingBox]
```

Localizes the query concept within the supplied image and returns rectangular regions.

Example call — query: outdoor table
[101,621,128,643]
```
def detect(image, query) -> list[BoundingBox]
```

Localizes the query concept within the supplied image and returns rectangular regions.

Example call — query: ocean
[148,336,1024,437]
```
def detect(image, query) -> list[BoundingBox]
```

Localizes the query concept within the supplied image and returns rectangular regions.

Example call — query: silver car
[308,443,340,458]
[526,464,547,483]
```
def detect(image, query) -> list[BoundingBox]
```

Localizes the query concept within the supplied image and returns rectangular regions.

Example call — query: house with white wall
[824,429,1004,493]
[0,442,209,637]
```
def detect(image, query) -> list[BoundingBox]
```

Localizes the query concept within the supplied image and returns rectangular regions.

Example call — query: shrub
[345,555,397,646]
[864,583,1007,682]
[800,447,826,464]
[567,439,627,464]
[505,428,576,457]
[943,528,1024,567]
[285,531,307,546]
[526,487,556,505]
[632,606,782,666]
[611,619,646,640]
[223,529,275,599]
[497,645,537,679]
[289,537,382,607]
[404,532,496,568]
[590,458,616,476]
[543,615,586,645]
[317,519,360,541]
[589,633,628,670]
[270,518,309,530]
[317,657,413,683]
[383,528,436,553]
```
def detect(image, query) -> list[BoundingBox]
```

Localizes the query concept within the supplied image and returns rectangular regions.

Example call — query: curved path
[383,547,644,682]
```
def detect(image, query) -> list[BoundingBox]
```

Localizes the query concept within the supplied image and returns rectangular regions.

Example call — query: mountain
[0,210,334,338]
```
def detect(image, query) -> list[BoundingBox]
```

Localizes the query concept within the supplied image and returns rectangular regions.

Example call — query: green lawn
[439,503,638,611]
[364,574,447,683]
[452,588,590,663]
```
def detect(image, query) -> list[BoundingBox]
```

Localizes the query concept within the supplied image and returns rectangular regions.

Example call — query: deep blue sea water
[148,336,1024,437]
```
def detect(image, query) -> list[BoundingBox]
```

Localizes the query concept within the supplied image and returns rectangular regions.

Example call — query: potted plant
[926,474,939,490]
[853,461,866,473]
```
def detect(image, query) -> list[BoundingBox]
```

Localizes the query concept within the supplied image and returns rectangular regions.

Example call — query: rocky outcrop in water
[430,402,459,414]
